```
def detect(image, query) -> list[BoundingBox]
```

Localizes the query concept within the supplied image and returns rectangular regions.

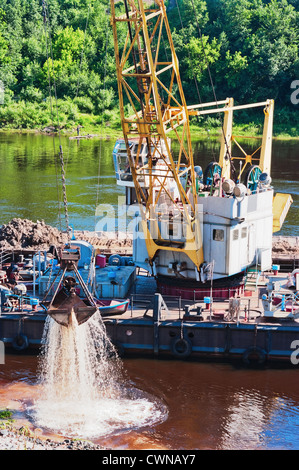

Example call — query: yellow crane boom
[110,0,204,272]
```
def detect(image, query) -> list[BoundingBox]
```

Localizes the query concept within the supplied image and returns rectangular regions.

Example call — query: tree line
[0,0,298,135]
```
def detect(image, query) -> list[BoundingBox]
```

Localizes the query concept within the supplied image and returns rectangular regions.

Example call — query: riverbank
[1,125,298,142]
[0,112,298,141]
[0,410,107,450]
[0,424,107,450]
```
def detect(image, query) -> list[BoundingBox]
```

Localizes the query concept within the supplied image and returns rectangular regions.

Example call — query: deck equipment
[110,0,293,297]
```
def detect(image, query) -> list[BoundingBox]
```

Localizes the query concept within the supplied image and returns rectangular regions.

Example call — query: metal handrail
[0,249,13,267]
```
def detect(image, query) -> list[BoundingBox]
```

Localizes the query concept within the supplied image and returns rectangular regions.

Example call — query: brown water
[1,352,299,450]
[30,313,167,444]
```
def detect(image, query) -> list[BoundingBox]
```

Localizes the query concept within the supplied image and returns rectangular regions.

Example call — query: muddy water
[1,353,299,450]
[30,314,167,445]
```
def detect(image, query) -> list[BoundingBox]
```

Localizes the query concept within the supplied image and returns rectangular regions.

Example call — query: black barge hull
[1,310,299,365]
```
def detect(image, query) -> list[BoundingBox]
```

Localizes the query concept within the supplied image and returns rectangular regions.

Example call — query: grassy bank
[0,99,298,140]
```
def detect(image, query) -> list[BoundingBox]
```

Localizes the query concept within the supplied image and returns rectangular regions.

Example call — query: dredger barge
[0,233,298,366]
[0,0,298,366]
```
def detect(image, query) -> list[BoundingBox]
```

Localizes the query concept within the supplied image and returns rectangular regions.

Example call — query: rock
[0,424,107,450]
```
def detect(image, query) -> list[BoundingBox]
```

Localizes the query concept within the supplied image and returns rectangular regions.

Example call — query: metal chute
[42,245,98,327]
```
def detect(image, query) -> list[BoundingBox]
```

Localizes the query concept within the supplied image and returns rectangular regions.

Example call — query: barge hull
[1,311,299,365]
[104,318,299,364]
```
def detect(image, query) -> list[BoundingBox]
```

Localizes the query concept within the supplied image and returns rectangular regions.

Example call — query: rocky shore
[0,422,107,451]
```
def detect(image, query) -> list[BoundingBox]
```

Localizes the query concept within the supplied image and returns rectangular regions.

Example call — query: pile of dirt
[0,219,133,254]
[272,236,299,257]
[0,218,68,251]
[74,230,133,250]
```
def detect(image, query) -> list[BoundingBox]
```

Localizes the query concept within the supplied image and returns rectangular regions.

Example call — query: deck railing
[0,249,13,268]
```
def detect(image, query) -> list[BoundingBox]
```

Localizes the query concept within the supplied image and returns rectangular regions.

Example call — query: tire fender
[12,334,29,352]
[243,346,266,365]
[170,337,192,359]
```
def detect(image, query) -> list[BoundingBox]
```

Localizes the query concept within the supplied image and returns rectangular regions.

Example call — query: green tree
[206,0,299,103]
[0,8,9,66]
[0,0,297,133]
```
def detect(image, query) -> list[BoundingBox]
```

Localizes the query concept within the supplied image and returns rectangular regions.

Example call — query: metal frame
[188,98,275,180]
[110,0,204,272]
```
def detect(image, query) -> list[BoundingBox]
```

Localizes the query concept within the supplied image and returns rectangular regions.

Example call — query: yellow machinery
[110,0,204,275]
[110,0,292,286]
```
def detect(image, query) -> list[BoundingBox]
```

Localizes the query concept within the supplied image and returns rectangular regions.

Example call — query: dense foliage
[0,0,298,135]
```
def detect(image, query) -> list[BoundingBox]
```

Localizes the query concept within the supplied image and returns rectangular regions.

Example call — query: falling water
[38,310,122,402]
[30,310,167,439]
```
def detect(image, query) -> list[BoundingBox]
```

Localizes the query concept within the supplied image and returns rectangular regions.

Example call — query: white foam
[30,391,167,438]
[30,310,167,439]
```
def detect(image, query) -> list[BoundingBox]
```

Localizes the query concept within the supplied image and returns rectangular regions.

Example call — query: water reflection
[1,355,299,450]
[122,359,299,450]
[221,391,279,449]
[0,133,297,236]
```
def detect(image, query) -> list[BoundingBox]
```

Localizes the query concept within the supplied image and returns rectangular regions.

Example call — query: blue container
[272,264,280,275]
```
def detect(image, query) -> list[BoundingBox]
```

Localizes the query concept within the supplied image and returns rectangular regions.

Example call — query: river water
[1,354,299,450]
[0,132,299,450]
[0,132,298,235]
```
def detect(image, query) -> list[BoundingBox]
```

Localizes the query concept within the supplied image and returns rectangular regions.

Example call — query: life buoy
[12,334,29,352]
[242,346,266,366]
[170,337,192,359]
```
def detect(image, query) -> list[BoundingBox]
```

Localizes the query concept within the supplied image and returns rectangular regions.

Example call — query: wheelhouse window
[233,229,239,241]
[241,227,247,238]
[213,229,224,241]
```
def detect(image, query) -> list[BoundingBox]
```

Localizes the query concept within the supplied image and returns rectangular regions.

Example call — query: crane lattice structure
[110,0,204,273]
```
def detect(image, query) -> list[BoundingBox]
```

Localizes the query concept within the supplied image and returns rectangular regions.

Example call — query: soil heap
[272,235,299,257]
[0,218,67,251]
[1,219,295,257]
[0,218,133,254]
[74,230,133,251]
